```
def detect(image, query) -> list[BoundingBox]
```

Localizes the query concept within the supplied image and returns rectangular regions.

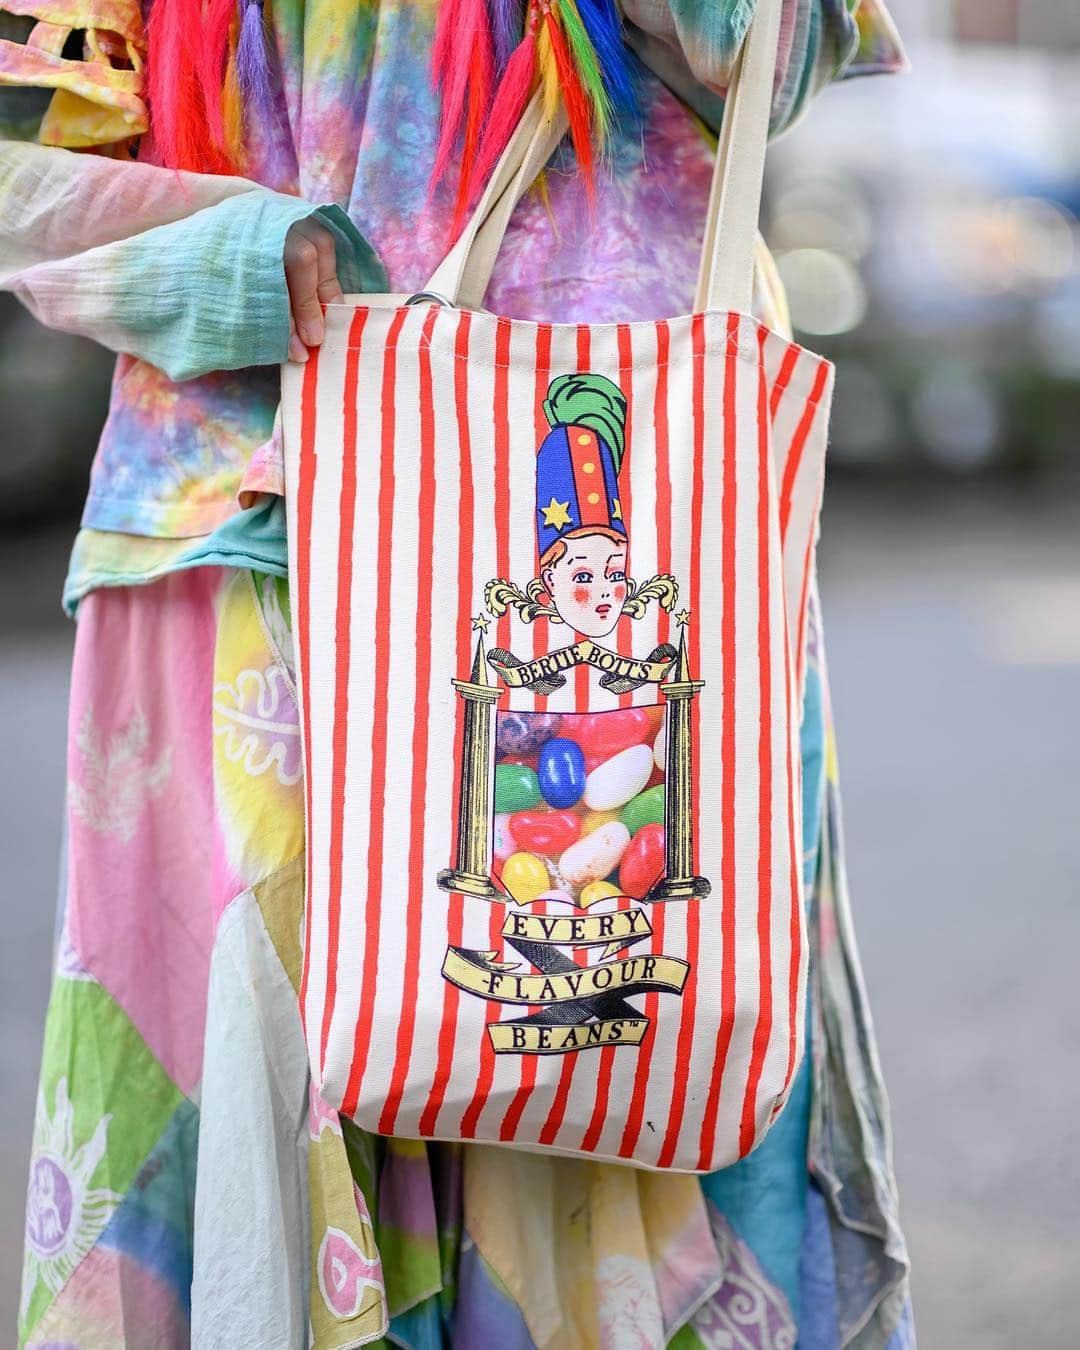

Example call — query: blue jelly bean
[537,737,586,809]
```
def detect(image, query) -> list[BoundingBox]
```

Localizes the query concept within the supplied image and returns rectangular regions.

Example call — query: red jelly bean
[564,709,653,762]
[509,809,581,857]
[645,762,665,790]
[501,754,539,771]
[619,822,665,899]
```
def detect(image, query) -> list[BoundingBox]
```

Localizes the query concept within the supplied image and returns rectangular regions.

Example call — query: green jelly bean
[620,785,665,836]
[494,762,542,813]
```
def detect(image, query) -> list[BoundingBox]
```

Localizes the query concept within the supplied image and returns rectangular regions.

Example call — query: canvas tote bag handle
[693,0,782,313]
[424,96,569,310]
[425,0,782,315]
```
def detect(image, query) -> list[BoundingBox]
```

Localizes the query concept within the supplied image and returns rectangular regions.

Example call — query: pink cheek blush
[573,587,591,606]
[613,585,626,601]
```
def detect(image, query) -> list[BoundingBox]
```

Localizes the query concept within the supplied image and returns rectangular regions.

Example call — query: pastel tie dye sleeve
[0,0,385,381]
[0,140,386,379]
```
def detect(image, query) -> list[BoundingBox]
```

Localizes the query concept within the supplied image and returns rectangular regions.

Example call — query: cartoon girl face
[541,533,628,639]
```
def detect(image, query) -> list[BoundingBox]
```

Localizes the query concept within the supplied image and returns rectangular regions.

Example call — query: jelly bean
[546,864,573,896]
[579,879,621,909]
[494,762,541,814]
[501,851,550,905]
[620,785,665,836]
[509,810,580,856]
[566,709,653,762]
[619,822,665,899]
[537,737,587,809]
[653,728,666,772]
[644,704,666,735]
[580,808,621,837]
[646,763,665,791]
[583,744,654,812]
[493,812,516,863]
[501,754,538,771]
[559,821,631,887]
[535,888,575,907]
[497,711,562,757]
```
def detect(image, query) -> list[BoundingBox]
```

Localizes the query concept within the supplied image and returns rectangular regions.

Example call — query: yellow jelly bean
[501,851,550,905]
[579,879,622,909]
[580,809,620,837]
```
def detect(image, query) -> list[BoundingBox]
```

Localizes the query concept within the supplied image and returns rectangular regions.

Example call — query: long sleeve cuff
[0,139,387,381]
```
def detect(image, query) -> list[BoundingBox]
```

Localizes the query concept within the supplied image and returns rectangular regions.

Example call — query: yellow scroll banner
[501,907,653,947]
[488,1018,649,1055]
[491,638,673,689]
[442,947,689,1005]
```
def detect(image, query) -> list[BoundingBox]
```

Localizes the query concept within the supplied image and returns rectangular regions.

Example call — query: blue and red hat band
[535,424,625,560]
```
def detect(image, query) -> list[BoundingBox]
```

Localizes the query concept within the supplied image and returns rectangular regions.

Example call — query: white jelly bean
[493,812,516,863]
[583,744,654,812]
[653,728,666,772]
[559,821,631,887]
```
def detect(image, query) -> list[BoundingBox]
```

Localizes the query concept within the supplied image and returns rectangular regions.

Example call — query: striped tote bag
[281,0,833,1172]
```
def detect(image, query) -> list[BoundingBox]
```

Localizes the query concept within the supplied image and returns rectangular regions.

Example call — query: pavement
[1,482,1077,1347]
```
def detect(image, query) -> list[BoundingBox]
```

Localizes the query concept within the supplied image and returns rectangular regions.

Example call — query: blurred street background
[2,0,1078,1344]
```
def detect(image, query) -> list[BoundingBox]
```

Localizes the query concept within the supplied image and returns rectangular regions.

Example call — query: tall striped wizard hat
[536,372,628,566]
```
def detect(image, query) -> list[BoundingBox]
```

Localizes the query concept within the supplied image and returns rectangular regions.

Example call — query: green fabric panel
[21,975,185,1339]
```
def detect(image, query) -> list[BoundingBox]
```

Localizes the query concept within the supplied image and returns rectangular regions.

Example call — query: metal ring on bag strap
[405,290,457,309]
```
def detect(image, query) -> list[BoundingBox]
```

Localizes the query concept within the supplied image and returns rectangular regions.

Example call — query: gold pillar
[438,632,504,898]
[647,628,712,902]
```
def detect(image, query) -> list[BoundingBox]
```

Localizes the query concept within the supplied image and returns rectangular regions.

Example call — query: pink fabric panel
[66,569,232,1096]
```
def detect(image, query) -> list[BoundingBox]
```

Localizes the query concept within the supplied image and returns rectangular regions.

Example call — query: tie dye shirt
[0,0,903,581]
[2,2,901,553]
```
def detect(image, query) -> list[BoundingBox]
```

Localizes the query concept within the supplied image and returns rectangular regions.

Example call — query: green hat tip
[542,372,628,473]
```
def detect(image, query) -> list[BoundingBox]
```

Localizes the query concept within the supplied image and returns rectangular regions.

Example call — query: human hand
[284,218,343,362]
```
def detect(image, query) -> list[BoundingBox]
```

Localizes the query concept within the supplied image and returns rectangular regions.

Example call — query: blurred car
[765,37,1080,478]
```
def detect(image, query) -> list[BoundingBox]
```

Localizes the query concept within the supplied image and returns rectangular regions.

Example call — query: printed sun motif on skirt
[21,1078,121,1325]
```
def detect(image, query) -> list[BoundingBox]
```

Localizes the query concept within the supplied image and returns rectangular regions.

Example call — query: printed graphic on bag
[437,373,711,1057]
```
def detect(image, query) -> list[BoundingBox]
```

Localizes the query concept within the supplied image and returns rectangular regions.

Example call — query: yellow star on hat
[541,497,573,531]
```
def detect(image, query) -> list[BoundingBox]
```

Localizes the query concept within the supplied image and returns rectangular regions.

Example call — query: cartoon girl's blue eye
[609,569,627,582]
[572,571,593,584]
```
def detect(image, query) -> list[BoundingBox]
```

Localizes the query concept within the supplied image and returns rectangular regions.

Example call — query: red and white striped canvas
[281,302,832,1171]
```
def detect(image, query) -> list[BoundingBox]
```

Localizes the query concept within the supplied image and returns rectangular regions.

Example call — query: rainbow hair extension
[147,0,224,171]
[199,0,234,150]
[573,0,636,116]
[432,0,637,222]
[147,0,276,173]
[540,0,598,200]
[429,0,495,230]
[236,0,276,135]
[472,0,542,191]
